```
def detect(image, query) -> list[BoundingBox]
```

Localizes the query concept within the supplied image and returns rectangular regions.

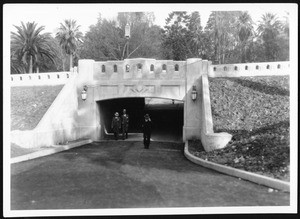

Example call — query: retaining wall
[200,74,232,151]
[11,73,82,148]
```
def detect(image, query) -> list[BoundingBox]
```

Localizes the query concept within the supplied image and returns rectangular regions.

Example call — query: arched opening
[150,64,154,72]
[113,64,118,72]
[102,65,106,73]
[137,63,142,70]
[97,97,184,142]
[162,64,167,72]
[175,64,179,71]
[125,64,130,72]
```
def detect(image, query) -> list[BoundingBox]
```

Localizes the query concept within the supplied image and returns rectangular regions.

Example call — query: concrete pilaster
[183,58,203,141]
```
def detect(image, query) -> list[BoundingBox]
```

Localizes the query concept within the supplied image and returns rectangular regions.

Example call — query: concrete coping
[11,139,92,164]
[184,141,290,192]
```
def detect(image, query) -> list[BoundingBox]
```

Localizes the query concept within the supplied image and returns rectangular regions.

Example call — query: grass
[11,85,64,131]
[189,76,290,181]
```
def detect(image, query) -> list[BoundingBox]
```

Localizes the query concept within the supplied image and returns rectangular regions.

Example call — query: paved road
[11,141,289,210]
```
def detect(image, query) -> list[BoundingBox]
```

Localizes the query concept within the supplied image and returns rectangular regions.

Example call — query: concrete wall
[11,73,81,148]
[11,58,289,150]
[10,71,77,87]
[209,61,290,77]
[200,74,232,151]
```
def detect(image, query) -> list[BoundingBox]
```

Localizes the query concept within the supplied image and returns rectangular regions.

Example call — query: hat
[115,112,119,116]
[144,114,150,119]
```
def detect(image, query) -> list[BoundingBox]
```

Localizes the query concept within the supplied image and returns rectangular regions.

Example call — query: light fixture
[172,99,175,104]
[191,85,197,101]
[125,23,130,39]
[81,85,88,101]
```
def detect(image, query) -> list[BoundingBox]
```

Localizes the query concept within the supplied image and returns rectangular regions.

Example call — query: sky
[3,3,294,36]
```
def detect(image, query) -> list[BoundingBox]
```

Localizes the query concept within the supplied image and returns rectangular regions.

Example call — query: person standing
[111,112,121,140]
[121,109,129,140]
[142,114,152,149]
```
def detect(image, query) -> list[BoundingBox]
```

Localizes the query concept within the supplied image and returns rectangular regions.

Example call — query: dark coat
[142,119,152,134]
[111,116,121,133]
[121,114,129,130]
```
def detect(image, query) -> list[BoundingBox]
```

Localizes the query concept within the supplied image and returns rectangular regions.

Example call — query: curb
[184,141,290,192]
[11,139,92,164]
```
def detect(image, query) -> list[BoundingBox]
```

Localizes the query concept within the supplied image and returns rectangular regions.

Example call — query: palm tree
[55,19,83,71]
[257,13,282,61]
[11,22,57,73]
[236,11,254,63]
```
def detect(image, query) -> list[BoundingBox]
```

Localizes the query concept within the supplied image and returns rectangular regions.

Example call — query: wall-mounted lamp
[191,85,197,101]
[81,85,88,101]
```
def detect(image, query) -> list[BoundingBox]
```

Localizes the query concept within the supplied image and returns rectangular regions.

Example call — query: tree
[276,12,289,61]
[204,11,241,64]
[186,11,205,58]
[11,22,57,73]
[36,36,65,72]
[236,11,254,63]
[257,13,282,61]
[162,11,191,60]
[79,13,163,61]
[55,19,83,71]
[117,12,162,59]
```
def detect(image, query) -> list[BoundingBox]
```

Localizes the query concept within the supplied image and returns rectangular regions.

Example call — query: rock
[268,188,274,193]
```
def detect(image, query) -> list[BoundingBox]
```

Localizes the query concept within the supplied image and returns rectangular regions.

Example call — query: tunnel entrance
[97,97,184,142]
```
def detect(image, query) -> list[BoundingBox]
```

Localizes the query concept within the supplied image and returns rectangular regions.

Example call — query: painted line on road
[184,141,290,192]
[11,139,92,164]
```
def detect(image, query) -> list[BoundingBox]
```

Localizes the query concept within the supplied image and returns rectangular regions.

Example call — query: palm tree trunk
[69,54,73,71]
[29,56,33,73]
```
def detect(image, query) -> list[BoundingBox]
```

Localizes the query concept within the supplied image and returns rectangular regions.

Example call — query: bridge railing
[10,71,77,87]
[209,61,290,77]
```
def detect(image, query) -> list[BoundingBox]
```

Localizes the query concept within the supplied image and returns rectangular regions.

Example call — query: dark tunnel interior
[97,98,184,141]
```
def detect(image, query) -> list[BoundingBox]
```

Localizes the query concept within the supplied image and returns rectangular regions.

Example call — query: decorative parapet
[200,74,232,152]
[93,58,186,81]
[10,71,77,87]
[209,61,290,77]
